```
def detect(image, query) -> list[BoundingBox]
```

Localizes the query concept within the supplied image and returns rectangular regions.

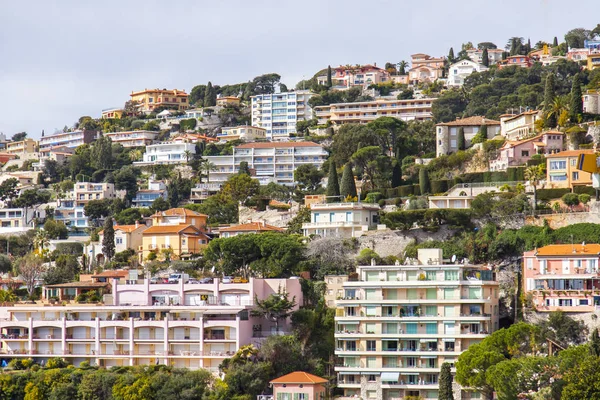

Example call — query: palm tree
[525,164,545,211]
[547,96,570,128]
[397,60,409,75]
[183,150,193,164]
[128,149,142,162]
[201,160,216,182]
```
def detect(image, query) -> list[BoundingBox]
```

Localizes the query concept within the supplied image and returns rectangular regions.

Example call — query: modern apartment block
[302,202,381,238]
[334,249,499,400]
[5,139,38,155]
[134,141,197,166]
[204,141,327,186]
[55,182,117,229]
[39,130,98,152]
[523,244,600,312]
[104,130,159,148]
[314,98,434,126]
[0,276,302,371]
[130,88,189,113]
[250,90,313,140]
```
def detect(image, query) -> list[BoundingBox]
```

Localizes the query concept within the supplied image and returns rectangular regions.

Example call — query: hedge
[399,185,414,197]
[431,180,449,194]
[515,167,525,181]
[460,173,485,183]
[574,186,596,195]
[490,171,508,182]
[382,209,473,232]
[413,185,421,196]
[537,188,571,201]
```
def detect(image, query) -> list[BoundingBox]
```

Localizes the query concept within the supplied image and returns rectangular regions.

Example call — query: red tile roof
[436,116,500,127]
[270,371,328,385]
[545,149,595,158]
[143,224,206,235]
[151,208,208,218]
[534,244,600,256]
[99,224,144,235]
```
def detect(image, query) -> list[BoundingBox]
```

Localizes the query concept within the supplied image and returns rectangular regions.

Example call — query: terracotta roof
[236,141,322,149]
[546,149,595,158]
[503,132,563,148]
[91,270,130,279]
[436,116,500,127]
[99,224,144,235]
[151,208,208,218]
[220,222,285,233]
[143,224,207,236]
[533,244,600,256]
[45,281,109,289]
[270,371,328,385]
[503,110,541,122]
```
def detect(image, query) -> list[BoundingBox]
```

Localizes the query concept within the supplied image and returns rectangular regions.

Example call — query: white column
[61,317,66,355]
[95,317,100,366]
[235,315,240,350]
[199,317,204,369]
[28,318,33,355]
[129,318,134,366]
[163,316,169,365]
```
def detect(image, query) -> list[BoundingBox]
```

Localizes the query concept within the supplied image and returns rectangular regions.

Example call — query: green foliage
[188,194,238,225]
[339,163,357,199]
[561,193,580,208]
[43,220,68,240]
[325,161,340,202]
[356,248,382,265]
[251,287,296,331]
[204,82,217,107]
[102,217,115,261]
[382,209,473,232]
[537,188,570,201]
[294,164,324,193]
[419,167,431,194]
[570,73,583,121]
[439,362,454,400]
[222,174,260,204]
[432,89,468,122]
[536,311,588,347]
[430,179,449,194]
[457,127,466,150]
[471,125,488,144]
[286,206,310,235]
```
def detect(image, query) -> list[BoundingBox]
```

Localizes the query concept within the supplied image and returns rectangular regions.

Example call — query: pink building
[408,53,445,84]
[490,131,564,171]
[499,56,533,69]
[317,64,390,89]
[271,371,327,400]
[523,244,600,312]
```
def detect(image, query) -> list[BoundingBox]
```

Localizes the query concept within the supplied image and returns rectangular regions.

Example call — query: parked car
[188,279,200,284]
[233,277,248,283]
[150,277,168,284]
[168,273,190,284]
[222,276,233,284]
[199,277,214,284]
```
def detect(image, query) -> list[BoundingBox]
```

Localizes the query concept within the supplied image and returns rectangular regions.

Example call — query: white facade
[314,98,434,125]
[55,182,117,229]
[104,130,158,147]
[217,126,266,142]
[466,48,504,65]
[447,60,488,87]
[499,111,541,140]
[0,207,43,234]
[251,90,313,140]
[39,130,98,151]
[135,142,196,165]
[583,91,600,114]
[302,202,381,238]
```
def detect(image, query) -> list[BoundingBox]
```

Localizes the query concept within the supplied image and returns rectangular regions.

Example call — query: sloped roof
[220,222,284,233]
[151,208,208,218]
[534,244,600,256]
[270,371,328,385]
[436,116,500,127]
[502,131,563,148]
[545,149,595,158]
[45,281,109,289]
[91,270,130,279]
[99,224,144,235]
[143,224,205,235]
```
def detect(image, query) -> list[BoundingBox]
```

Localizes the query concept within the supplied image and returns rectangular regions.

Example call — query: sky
[0,0,598,139]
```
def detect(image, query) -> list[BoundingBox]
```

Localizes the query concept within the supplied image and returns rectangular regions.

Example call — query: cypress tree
[544,74,557,128]
[481,47,489,67]
[340,163,357,199]
[553,36,558,47]
[391,161,402,188]
[419,167,431,195]
[527,38,532,53]
[457,127,466,150]
[439,362,454,400]
[570,73,583,122]
[238,161,251,176]
[204,82,216,107]
[591,328,600,357]
[326,161,340,202]
[448,47,455,63]
[327,65,333,88]
[102,217,115,262]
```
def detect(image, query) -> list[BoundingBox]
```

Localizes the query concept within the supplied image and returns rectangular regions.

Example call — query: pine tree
[327,65,333,88]
[238,161,251,176]
[570,73,583,122]
[448,47,455,63]
[102,217,115,262]
[439,362,454,400]
[457,127,466,150]
[242,81,254,101]
[527,38,532,53]
[481,48,489,67]
[544,74,557,128]
[553,36,559,47]
[591,328,600,357]
[391,161,402,188]
[204,82,216,107]
[419,167,431,195]
[326,161,340,202]
[340,163,357,199]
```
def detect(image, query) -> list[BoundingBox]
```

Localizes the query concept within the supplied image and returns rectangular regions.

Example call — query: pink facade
[327,65,390,88]
[490,132,564,171]
[499,56,532,69]
[271,371,327,400]
[523,244,600,312]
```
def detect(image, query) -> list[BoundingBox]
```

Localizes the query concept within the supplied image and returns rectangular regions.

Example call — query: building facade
[583,90,600,114]
[101,107,124,119]
[446,60,488,87]
[302,202,381,238]
[99,223,147,254]
[545,149,594,189]
[317,64,391,89]
[219,222,284,238]
[55,182,117,229]
[104,130,158,148]
[270,372,327,400]
[130,88,189,113]
[334,249,499,400]
[408,54,445,84]
[39,130,98,151]
[132,181,167,208]
[489,131,564,171]
[250,91,313,140]
[0,208,42,234]
[217,126,266,142]
[466,48,504,65]
[499,111,542,140]
[135,142,197,166]
[5,139,38,155]
[436,116,501,156]
[499,56,533,69]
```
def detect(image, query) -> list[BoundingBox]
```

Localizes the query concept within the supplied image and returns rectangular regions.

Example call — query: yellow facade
[130,89,189,113]
[588,54,600,70]
[6,139,38,155]
[141,225,208,261]
[546,150,594,189]
[101,109,124,119]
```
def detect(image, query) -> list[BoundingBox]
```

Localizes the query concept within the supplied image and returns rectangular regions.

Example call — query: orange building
[130,88,189,113]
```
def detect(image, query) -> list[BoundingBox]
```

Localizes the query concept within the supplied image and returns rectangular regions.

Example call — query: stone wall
[355,226,457,258]
[525,209,600,229]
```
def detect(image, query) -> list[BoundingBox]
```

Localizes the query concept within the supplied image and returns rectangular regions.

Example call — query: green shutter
[426,288,437,299]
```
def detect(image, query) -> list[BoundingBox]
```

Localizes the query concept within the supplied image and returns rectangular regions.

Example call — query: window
[450,140,457,148]
[444,306,455,316]
[521,150,530,157]
[366,357,376,368]
[549,160,566,170]
[570,158,576,166]
[550,174,567,182]
[426,323,438,334]
[366,340,376,351]
[572,171,579,181]
[406,323,417,334]
[116,238,123,244]
[445,270,458,281]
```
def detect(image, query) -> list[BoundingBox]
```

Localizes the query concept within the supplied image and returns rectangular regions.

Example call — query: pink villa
[270,371,327,400]
[490,131,564,171]
[499,55,533,69]
[317,64,390,89]
[523,244,600,312]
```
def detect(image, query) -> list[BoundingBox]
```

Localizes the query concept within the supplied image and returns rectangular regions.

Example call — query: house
[0,153,17,164]
[317,64,390,89]
[446,59,488,87]
[428,194,474,210]
[220,221,284,238]
[499,110,542,140]
[302,202,380,238]
[98,223,147,255]
[251,90,313,140]
[314,98,434,126]
[217,125,266,142]
[55,182,117,229]
[216,96,241,107]
[132,180,167,208]
[546,149,594,189]
[39,130,98,151]
[190,183,222,203]
[5,139,38,155]
[490,131,564,171]
[567,48,591,63]
[270,371,327,400]
[101,107,123,119]
[585,39,600,51]
[435,116,501,156]
[499,56,533,69]
[523,244,600,312]
[587,54,600,70]
[130,88,189,113]
[104,130,159,147]
[135,141,196,165]
[334,248,498,400]
[583,90,600,114]
[408,54,445,84]
[467,48,504,65]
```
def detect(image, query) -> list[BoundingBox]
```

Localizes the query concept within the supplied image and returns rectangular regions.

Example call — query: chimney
[135,221,139,229]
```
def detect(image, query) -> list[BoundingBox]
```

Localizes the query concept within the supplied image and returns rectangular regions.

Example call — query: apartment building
[302,202,381,238]
[314,98,434,126]
[466,48,504,65]
[104,130,158,148]
[523,244,600,312]
[446,60,488,87]
[588,54,600,70]
[190,183,222,203]
[546,149,594,189]
[583,90,600,114]
[204,141,327,186]
[334,249,499,400]
[130,88,189,113]
[408,54,445,84]
[250,90,313,140]
[317,64,391,89]
[217,126,266,142]
[5,139,38,155]
[39,130,98,151]
[0,208,42,234]
[132,180,167,208]
[0,276,302,371]
[499,110,542,140]
[436,116,501,156]
[55,182,117,229]
[135,141,196,166]
[489,131,564,171]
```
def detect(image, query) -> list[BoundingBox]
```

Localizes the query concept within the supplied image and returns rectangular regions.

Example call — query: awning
[338,371,359,375]
[443,321,456,324]
[381,372,400,382]
[442,338,456,342]
[420,355,438,359]
[420,338,438,342]
[401,372,420,376]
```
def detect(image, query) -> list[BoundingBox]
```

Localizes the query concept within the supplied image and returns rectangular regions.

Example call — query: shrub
[515,167,525,181]
[562,193,580,208]
[365,192,383,203]
[382,209,473,231]
[413,185,421,196]
[573,186,596,196]
[507,168,517,181]
[490,171,508,182]
[45,357,69,369]
[399,185,414,197]
[431,180,449,194]
[356,248,382,265]
[579,193,592,205]
[8,359,25,370]
[460,172,485,183]
[537,188,570,201]
[378,199,387,207]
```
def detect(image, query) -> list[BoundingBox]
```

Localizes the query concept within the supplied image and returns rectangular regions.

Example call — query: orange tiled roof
[151,208,208,218]
[545,149,595,158]
[99,224,143,235]
[534,244,600,256]
[270,371,328,385]
[436,116,500,127]
[220,222,284,233]
[143,224,208,236]
[236,141,321,149]
[91,270,129,279]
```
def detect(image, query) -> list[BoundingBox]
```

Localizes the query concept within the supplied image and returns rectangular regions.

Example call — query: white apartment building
[104,130,159,148]
[0,276,302,371]
[0,207,44,234]
[134,142,196,166]
[55,182,117,229]
[39,130,99,152]
[217,126,266,142]
[314,98,434,126]
[205,142,327,186]
[251,90,313,140]
[302,202,381,238]
[466,48,504,65]
[334,249,499,400]
[446,60,488,87]
[499,110,541,140]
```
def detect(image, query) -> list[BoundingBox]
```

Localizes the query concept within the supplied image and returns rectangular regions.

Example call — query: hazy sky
[0,0,598,139]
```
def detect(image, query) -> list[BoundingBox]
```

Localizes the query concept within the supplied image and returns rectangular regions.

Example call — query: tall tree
[481,47,489,67]
[326,161,340,202]
[525,164,545,211]
[391,161,402,188]
[326,65,333,88]
[204,82,217,107]
[439,362,454,400]
[238,161,251,176]
[251,287,296,333]
[591,328,600,357]
[448,47,455,63]
[553,36,559,47]
[17,254,45,297]
[340,163,357,199]
[457,127,466,150]
[419,167,431,194]
[570,73,583,122]
[90,135,113,170]
[102,217,115,262]
[543,74,557,128]
[397,60,408,75]
[167,179,181,207]
[564,28,592,49]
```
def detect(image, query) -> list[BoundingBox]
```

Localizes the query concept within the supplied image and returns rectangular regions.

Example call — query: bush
[490,171,508,182]
[460,172,485,183]
[579,193,592,205]
[8,359,25,370]
[430,180,449,194]
[574,186,596,196]
[45,357,69,369]
[356,248,382,265]
[537,188,571,201]
[413,185,421,196]
[399,185,414,197]
[507,168,517,181]
[364,192,383,203]
[382,209,473,231]
[378,199,387,207]
[562,193,580,207]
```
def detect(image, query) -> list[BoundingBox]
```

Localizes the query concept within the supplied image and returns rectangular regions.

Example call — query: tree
[391,160,402,188]
[471,125,488,144]
[457,127,466,150]
[204,82,217,107]
[294,164,324,193]
[0,178,19,202]
[543,74,557,128]
[591,329,600,357]
[448,47,456,64]
[553,36,559,47]
[419,167,431,194]
[570,73,583,122]
[525,165,545,211]
[193,194,238,224]
[12,190,51,225]
[222,174,260,204]
[481,47,489,67]
[350,146,381,189]
[439,362,454,400]
[326,65,333,88]
[43,254,79,285]
[114,207,142,225]
[432,89,468,123]
[251,286,296,333]
[562,193,581,211]
[167,179,180,208]
[17,254,45,297]
[0,254,12,274]
[238,161,251,176]
[102,217,115,262]
[397,60,409,75]
[201,160,216,182]
[83,199,111,227]
[326,161,340,202]
[43,219,68,240]
[564,28,592,49]
[150,197,170,213]
[12,132,27,141]
[114,167,138,203]
[252,73,281,95]
[91,135,113,170]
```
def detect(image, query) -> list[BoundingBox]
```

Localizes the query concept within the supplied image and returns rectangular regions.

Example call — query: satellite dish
[451,255,457,263]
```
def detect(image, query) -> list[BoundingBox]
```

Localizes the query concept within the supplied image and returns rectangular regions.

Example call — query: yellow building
[130,88,189,113]
[216,96,241,107]
[588,54,600,70]
[546,149,594,189]
[101,107,124,119]
[6,139,38,155]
